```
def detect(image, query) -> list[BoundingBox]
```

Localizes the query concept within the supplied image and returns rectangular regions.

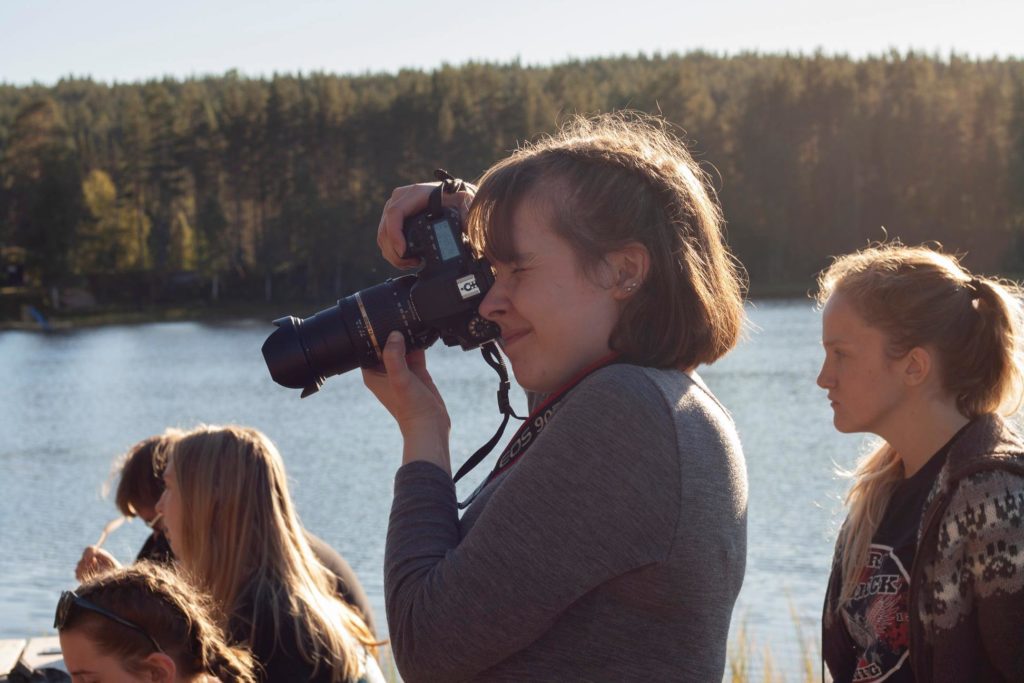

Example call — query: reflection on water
[4,301,1000,674]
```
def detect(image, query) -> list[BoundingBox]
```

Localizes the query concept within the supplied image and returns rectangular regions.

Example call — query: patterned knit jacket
[823,414,1024,682]
[908,414,1024,682]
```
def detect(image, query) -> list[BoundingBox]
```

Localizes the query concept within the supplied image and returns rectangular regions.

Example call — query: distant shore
[0,283,814,332]
[0,300,315,332]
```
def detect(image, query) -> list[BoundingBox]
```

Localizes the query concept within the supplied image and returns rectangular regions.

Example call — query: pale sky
[1,0,1020,86]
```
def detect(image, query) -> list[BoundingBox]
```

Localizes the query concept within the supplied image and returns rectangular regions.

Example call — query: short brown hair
[467,112,746,369]
[114,436,166,517]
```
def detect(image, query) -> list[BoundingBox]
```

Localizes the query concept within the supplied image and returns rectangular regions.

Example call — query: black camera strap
[453,342,522,486]
[455,349,622,509]
[429,168,467,218]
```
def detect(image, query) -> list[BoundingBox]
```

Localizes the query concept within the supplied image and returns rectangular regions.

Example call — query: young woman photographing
[817,244,1024,682]
[367,113,749,682]
[154,425,383,683]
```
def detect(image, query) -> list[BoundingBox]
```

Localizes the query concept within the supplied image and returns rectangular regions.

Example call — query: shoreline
[0,300,317,332]
[1,284,814,332]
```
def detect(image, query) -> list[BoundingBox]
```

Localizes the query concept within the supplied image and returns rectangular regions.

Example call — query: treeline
[2,51,1023,306]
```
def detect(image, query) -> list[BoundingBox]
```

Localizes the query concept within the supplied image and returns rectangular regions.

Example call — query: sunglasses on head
[54,590,162,653]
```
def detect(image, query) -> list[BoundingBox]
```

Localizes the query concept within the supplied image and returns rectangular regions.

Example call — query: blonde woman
[57,561,255,682]
[817,244,1024,682]
[155,425,383,683]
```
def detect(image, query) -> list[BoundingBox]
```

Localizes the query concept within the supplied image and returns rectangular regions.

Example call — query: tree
[2,98,83,282]
[74,168,138,272]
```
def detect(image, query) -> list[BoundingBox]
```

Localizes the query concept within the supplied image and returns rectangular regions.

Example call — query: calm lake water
[1,300,965,675]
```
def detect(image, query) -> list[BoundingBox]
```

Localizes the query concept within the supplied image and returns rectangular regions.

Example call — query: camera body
[400,205,497,348]
[262,198,499,397]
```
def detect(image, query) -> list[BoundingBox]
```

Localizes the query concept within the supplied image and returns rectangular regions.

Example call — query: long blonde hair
[816,243,1024,610]
[158,425,376,682]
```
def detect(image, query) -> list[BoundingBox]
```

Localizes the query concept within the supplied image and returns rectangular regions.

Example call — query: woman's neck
[880,398,969,477]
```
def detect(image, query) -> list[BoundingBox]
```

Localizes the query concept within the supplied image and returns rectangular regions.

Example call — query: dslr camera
[262,176,499,397]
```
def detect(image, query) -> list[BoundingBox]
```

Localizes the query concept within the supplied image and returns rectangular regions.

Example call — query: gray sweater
[385,364,748,682]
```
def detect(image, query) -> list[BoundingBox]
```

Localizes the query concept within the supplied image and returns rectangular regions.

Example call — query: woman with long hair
[817,243,1024,682]
[56,561,255,683]
[367,112,749,681]
[155,425,382,683]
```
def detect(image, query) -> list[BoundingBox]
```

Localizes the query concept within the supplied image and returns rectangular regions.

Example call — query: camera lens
[262,306,359,395]
[262,275,428,396]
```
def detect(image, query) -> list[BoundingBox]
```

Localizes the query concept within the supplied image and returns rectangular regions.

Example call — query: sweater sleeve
[951,470,1024,680]
[384,366,680,683]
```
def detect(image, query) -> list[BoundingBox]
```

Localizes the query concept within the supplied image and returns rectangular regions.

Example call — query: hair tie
[965,278,983,299]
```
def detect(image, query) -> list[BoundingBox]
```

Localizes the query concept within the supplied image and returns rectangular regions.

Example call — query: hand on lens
[362,331,452,474]
[75,546,120,581]
[377,181,476,269]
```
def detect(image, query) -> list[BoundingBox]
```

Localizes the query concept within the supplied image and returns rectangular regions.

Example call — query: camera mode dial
[468,316,500,340]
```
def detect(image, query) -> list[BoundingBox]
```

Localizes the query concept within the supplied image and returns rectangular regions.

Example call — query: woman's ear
[903,346,933,387]
[607,242,651,299]
[140,652,177,682]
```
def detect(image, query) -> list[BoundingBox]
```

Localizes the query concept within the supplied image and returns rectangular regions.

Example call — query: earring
[624,282,637,293]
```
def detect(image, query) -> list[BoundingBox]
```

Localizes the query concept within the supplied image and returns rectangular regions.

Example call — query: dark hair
[467,112,746,369]
[114,436,166,517]
[59,562,257,682]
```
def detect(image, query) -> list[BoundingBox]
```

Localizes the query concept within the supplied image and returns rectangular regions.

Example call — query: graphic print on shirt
[841,545,911,682]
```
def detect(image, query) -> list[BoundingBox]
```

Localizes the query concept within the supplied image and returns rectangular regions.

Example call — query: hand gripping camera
[262,174,499,397]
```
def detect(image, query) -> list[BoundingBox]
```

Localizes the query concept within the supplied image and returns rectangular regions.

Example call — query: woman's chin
[832,415,865,435]
[509,366,546,395]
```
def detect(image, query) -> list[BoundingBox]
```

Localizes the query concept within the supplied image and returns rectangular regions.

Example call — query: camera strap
[453,342,523,486]
[429,169,467,217]
[455,349,622,509]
